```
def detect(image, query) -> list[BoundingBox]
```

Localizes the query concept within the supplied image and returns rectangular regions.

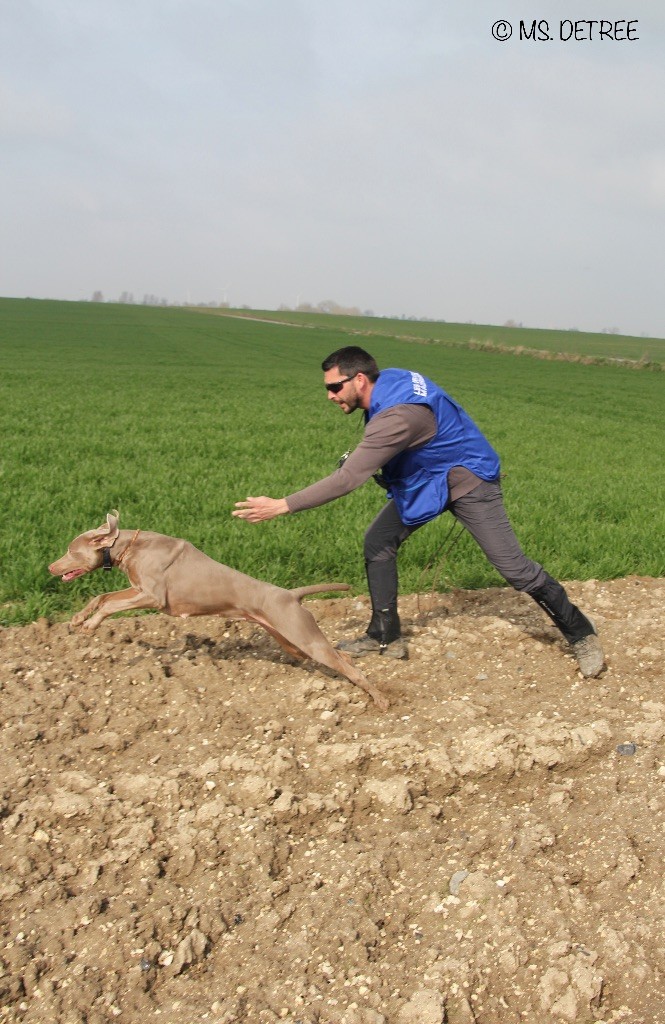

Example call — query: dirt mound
[1,577,663,1024]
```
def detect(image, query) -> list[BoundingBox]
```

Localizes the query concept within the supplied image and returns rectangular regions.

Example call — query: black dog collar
[102,547,114,571]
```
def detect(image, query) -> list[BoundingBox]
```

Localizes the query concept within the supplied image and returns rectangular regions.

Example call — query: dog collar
[101,529,140,571]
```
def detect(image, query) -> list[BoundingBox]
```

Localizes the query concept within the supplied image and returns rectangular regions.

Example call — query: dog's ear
[90,510,120,549]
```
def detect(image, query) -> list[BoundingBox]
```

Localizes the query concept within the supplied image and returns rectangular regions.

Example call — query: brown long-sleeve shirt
[285,404,481,514]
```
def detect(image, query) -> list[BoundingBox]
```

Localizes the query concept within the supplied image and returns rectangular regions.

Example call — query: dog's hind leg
[254,603,389,710]
[261,624,308,660]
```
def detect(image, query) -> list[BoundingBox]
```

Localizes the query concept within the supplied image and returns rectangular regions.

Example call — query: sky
[1,0,664,337]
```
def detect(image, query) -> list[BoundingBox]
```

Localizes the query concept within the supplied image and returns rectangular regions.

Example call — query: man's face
[324,367,362,414]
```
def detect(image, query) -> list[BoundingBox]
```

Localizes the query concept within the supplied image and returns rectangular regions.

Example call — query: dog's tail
[290,583,351,603]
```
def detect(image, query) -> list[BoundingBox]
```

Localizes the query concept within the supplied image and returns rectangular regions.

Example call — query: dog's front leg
[70,594,107,626]
[71,588,158,630]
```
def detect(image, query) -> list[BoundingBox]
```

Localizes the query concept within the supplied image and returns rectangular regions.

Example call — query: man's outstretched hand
[232,496,290,523]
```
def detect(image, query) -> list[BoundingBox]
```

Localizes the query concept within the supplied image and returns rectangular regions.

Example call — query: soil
[1,577,663,1024]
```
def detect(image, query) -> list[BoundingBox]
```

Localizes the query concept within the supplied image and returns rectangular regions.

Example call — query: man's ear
[90,509,120,549]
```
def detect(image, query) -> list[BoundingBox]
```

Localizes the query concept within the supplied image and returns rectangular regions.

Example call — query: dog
[48,511,388,710]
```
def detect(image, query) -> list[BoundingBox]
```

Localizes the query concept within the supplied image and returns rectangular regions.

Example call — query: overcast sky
[2,0,664,336]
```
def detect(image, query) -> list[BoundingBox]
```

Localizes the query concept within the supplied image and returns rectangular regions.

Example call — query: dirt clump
[0,577,663,1024]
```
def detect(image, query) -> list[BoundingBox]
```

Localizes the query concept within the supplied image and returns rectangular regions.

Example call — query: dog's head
[49,510,120,580]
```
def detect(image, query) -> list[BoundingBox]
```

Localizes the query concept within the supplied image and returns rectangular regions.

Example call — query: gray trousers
[364,480,549,638]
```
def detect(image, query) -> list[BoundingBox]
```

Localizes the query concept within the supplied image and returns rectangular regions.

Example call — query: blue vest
[366,368,500,526]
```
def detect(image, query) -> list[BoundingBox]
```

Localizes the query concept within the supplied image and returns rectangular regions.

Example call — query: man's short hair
[321,346,380,382]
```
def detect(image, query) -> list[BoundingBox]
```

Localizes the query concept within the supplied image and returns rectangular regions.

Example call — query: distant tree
[91,290,104,303]
[317,300,340,314]
[316,300,363,316]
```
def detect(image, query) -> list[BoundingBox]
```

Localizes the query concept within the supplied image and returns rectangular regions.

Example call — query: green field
[1,297,663,626]
[207,307,665,366]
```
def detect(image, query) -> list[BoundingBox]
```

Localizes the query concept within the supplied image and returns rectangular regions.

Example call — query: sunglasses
[325,373,357,394]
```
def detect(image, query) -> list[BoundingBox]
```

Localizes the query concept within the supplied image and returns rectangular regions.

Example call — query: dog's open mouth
[61,568,88,582]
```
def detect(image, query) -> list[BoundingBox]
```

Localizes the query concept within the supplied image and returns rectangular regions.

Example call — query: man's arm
[232,405,436,523]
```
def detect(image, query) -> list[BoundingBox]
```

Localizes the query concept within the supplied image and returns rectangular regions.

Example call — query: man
[232,346,605,677]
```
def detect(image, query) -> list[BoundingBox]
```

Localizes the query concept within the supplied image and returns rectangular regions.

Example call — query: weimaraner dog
[49,511,388,710]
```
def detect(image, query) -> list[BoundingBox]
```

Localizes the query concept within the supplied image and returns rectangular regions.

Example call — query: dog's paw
[374,692,390,712]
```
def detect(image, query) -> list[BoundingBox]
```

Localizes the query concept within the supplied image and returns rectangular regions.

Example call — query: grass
[1,297,663,625]
[205,307,665,365]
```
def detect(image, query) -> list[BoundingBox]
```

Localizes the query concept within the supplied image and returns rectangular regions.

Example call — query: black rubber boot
[367,606,401,646]
[365,558,402,646]
[528,575,594,644]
